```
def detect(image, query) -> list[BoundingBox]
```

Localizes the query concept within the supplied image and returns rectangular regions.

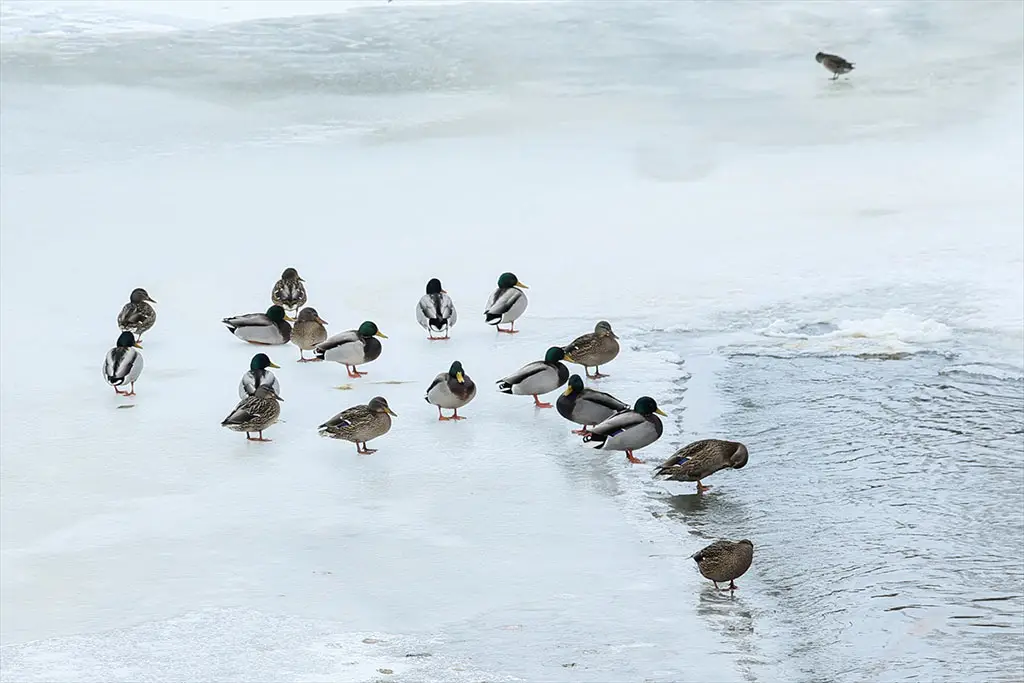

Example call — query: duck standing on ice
[484,272,529,334]
[416,278,457,340]
[815,51,854,80]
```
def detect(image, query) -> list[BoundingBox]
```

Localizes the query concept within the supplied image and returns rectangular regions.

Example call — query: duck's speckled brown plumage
[562,321,619,378]
[653,439,748,493]
[815,51,854,80]
[318,396,397,453]
[692,539,754,590]
[221,385,283,440]
[117,288,157,339]
[291,306,328,360]
[271,267,307,312]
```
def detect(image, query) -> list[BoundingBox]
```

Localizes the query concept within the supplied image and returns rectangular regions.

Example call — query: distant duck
[314,320,387,378]
[582,396,666,464]
[222,305,293,345]
[238,352,281,400]
[291,307,329,361]
[416,278,457,340]
[496,346,570,408]
[815,51,854,80]
[271,267,307,314]
[562,320,620,379]
[318,396,397,454]
[692,539,754,591]
[425,360,477,420]
[556,374,629,435]
[484,272,529,334]
[221,384,283,442]
[653,439,749,494]
[116,288,157,341]
[103,331,144,396]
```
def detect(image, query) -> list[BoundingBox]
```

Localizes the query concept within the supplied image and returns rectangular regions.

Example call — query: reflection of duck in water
[692,539,754,591]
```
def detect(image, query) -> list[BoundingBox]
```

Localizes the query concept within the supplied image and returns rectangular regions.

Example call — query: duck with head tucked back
[692,539,754,591]
[425,360,477,420]
[653,439,749,494]
[222,305,293,345]
[238,353,281,400]
[417,278,458,340]
[117,287,157,341]
[291,307,329,362]
[314,320,388,378]
[496,346,569,408]
[318,396,398,454]
[271,267,307,314]
[562,320,620,379]
[103,331,144,396]
[557,374,629,435]
[484,272,529,334]
[221,384,283,442]
[582,396,666,464]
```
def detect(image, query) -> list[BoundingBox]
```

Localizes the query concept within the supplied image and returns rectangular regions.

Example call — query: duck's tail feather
[485,313,501,325]
[429,317,446,330]
[582,433,606,449]
[496,380,513,394]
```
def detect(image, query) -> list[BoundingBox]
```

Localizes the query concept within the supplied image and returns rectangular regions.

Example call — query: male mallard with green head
[238,352,281,399]
[496,346,570,408]
[221,384,283,442]
[117,287,157,341]
[103,331,144,396]
[815,51,854,80]
[271,267,307,314]
[582,396,666,464]
[417,278,457,340]
[222,305,294,345]
[556,374,628,435]
[318,396,398,454]
[291,306,329,361]
[425,360,477,420]
[314,320,387,378]
[692,539,754,591]
[653,439,749,493]
[484,272,529,334]
[563,320,620,379]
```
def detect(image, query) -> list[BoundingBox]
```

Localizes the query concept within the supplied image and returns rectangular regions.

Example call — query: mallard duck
[496,346,569,408]
[653,439,749,494]
[556,374,628,435]
[416,278,458,340]
[103,331,144,396]
[238,352,281,400]
[221,384,283,442]
[816,51,854,80]
[484,272,529,334]
[314,320,387,378]
[582,396,666,464]
[692,539,754,591]
[318,396,397,454]
[563,320,620,379]
[271,267,307,313]
[222,305,293,345]
[117,288,157,341]
[425,360,477,420]
[291,307,329,361]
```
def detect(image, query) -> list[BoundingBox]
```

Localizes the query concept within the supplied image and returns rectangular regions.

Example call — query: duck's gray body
[556,386,628,428]
[314,330,382,366]
[484,287,528,326]
[417,292,457,335]
[496,359,568,397]
[584,409,663,452]
[103,345,144,388]
[238,368,280,400]
[222,313,292,345]
[426,372,477,410]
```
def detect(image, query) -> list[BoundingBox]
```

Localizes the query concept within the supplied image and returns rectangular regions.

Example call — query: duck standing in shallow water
[496,346,570,408]
[583,396,666,464]
[484,272,529,334]
[653,439,749,494]
[222,305,293,345]
[815,51,854,80]
[314,320,387,378]
[103,331,144,396]
[318,396,397,454]
[556,374,628,435]
[291,307,329,361]
[221,385,283,442]
[692,539,754,591]
[271,267,307,315]
[416,278,457,340]
[562,320,620,379]
[238,352,281,400]
[425,360,477,420]
[117,288,157,341]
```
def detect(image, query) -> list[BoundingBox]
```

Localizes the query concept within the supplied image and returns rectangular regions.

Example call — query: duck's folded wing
[441,293,457,326]
[315,330,359,352]
[581,389,628,412]
[416,295,433,327]
[498,360,548,386]
[118,303,145,325]
[222,401,256,425]
[425,373,446,396]
[223,313,270,328]
[590,409,645,437]
[654,439,710,474]
[485,288,521,316]
[318,406,362,430]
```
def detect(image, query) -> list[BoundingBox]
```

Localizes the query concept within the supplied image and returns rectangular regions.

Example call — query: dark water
[652,337,1024,683]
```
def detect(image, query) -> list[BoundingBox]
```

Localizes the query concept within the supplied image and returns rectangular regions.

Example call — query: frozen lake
[2,1,1022,681]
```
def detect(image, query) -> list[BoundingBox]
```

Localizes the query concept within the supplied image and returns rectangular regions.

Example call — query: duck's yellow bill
[133,343,143,349]
[655,408,667,416]
[269,361,281,368]
[456,372,464,383]
[317,316,329,325]
[284,314,296,322]
[516,281,529,289]
[563,353,575,363]
[562,386,574,396]
[375,331,389,339]
[386,407,399,417]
